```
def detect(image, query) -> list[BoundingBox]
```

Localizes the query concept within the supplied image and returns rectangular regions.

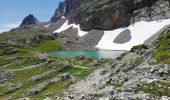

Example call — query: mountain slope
[0,0,170,99]
[51,0,170,31]
[64,29,170,100]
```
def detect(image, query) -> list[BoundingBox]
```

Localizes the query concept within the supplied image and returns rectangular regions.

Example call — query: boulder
[0,71,13,83]
[6,48,18,54]
[0,50,4,55]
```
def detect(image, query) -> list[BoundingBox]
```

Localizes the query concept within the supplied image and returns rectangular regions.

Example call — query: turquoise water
[48,50,125,59]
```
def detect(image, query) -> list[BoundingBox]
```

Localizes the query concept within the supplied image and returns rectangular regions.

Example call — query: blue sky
[0,0,62,33]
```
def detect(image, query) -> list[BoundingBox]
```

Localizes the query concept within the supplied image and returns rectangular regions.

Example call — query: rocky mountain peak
[50,0,84,22]
[20,14,38,26]
[50,2,66,22]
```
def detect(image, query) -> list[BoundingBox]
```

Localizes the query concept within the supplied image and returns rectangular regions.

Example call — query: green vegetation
[112,83,122,88]
[153,31,170,64]
[133,58,142,66]
[0,28,40,41]
[30,80,70,99]
[0,49,104,100]
[89,93,103,97]
[130,45,148,52]
[139,81,170,96]
[0,24,109,99]
[34,39,61,52]
[0,60,98,99]
[78,0,118,14]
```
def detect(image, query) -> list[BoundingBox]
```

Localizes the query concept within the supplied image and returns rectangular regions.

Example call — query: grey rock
[28,73,74,95]
[8,83,22,92]
[0,50,4,55]
[28,81,49,95]
[51,2,66,22]
[6,48,18,54]
[113,29,132,44]
[0,71,13,83]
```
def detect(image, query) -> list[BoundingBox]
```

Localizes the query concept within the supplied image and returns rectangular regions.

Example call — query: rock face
[50,0,84,22]
[20,14,38,26]
[69,0,158,31]
[51,2,66,22]
[51,0,170,31]
[132,0,170,22]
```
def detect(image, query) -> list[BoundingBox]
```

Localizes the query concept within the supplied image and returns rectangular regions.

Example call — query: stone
[0,71,13,83]
[160,96,170,100]
[113,29,132,44]
[28,82,49,95]
[8,83,22,92]
[0,50,4,55]
[6,48,18,54]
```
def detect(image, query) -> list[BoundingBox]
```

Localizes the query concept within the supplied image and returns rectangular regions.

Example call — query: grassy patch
[59,65,94,79]
[139,81,170,96]
[2,64,94,99]
[30,80,70,99]
[133,58,142,66]
[130,45,148,52]
[89,93,103,97]
[0,28,40,41]
[112,83,122,88]
[34,39,61,53]
[11,64,49,83]
[153,31,170,64]
[5,57,39,69]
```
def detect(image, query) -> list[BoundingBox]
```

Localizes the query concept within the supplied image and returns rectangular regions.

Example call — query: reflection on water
[48,50,125,59]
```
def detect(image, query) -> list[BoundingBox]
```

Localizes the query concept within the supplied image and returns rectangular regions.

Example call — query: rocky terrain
[64,29,170,100]
[0,0,170,99]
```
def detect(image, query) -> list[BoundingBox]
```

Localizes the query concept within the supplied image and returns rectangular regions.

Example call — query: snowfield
[53,19,170,51]
[44,24,51,28]
[62,16,66,19]
[53,20,88,37]
[96,19,170,50]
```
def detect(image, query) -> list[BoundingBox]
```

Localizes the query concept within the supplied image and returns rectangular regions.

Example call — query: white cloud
[0,22,20,34]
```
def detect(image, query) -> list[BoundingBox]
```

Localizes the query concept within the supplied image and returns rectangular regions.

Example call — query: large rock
[0,50,4,55]
[113,29,132,44]
[0,71,13,83]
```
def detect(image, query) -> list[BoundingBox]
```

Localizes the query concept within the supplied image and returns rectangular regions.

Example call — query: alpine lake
[48,50,125,59]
